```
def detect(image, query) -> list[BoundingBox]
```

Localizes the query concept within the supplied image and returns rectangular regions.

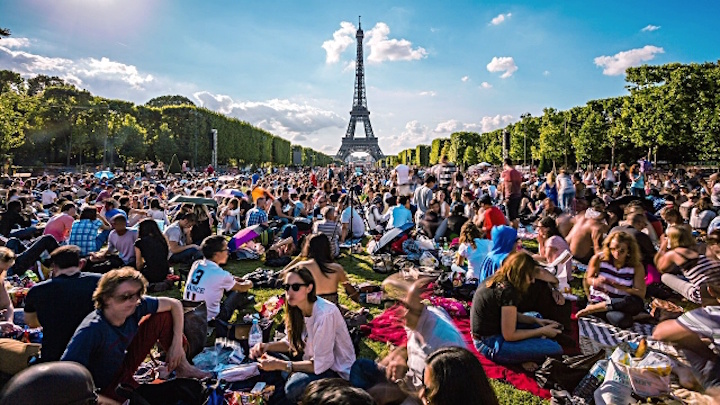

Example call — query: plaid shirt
[68,219,102,256]
[246,208,268,227]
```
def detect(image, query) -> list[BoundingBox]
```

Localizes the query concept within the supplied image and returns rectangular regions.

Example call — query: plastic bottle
[442,238,449,251]
[248,318,263,348]
[572,359,608,402]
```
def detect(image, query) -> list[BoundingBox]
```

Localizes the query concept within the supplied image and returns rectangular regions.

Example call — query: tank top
[677,253,720,303]
[590,261,635,303]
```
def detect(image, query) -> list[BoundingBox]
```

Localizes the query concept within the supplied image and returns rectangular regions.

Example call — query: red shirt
[483,206,507,238]
[501,168,522,199]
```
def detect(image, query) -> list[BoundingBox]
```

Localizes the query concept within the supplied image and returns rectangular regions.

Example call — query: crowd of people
[0,157,718,404]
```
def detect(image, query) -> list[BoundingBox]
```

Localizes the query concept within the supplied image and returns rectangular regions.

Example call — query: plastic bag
[626,351,672,397]
[419,251,439,268]
[595,360,632,405]
[218,363,260,382]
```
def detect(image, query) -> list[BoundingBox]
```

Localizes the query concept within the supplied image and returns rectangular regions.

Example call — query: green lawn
[154,249,549,404]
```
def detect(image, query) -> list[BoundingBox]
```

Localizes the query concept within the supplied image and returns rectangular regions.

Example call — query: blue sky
[1,0,719,156]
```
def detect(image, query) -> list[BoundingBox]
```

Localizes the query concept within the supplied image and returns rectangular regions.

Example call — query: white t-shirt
[340,207,365,238]
[183,259,236,320]
[395,164,410,185]
[41,189,57,205]
[302,297,356,379]
[712,183,720,207]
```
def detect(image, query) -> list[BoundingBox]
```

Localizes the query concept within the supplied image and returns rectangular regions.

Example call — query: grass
[153,248,550,404]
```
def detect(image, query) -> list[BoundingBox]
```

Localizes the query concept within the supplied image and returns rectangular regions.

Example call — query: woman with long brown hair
[291,234,358,304]
[577,231,646,327]
[249,267,355,403]
[471,252,563,368]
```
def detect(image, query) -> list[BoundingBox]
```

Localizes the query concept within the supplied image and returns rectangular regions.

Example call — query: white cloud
[490,13,512,26]
[0,38,31,48]
[480,81,492,89]
[322,21,427,65]
[641,25,661,32]
[486,56,518,78]
[461,76,469,82]
[419,91,436,97]
[342,60,356,73]
[434,115,514,135]
[430,27,439,33]
[392,120,430,148]
[434,119,460,133]
[193,91,345,139]
[0,43,153,90]
[321,21,357,64]
[594,45,665,76]
[543,70,551,76]
[365,22,427,63]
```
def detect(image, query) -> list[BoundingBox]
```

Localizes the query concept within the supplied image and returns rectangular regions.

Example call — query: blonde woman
[577,231,646,328]
[543,172,558,207]
[655,225,720,305]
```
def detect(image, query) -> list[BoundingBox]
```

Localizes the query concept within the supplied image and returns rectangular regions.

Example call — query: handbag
[535,350,606,392]
[182,301,208,361]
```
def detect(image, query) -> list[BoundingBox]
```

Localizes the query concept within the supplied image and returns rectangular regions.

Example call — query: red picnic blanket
[360,303,553,399]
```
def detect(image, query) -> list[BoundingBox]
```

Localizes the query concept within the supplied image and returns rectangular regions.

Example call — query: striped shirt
[437,163,457,188]
[679,256,720,304]
[590,261,636,302]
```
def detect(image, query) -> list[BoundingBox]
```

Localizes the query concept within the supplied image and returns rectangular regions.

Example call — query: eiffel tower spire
[335,16,384,162]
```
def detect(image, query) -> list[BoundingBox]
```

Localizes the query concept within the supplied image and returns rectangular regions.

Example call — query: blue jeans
[7,235,59,276]
[285,369,339,403]
[8,226,37,240]
[169,247,203,265]
[631,187,645,198]
[349,359,386,389]
[473,328,562,365]
[559,191,575,213]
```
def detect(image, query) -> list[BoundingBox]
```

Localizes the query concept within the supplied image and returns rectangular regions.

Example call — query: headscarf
[477,225,517,281]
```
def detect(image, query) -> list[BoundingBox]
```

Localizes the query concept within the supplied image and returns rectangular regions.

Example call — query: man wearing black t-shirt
[24,245,100,362]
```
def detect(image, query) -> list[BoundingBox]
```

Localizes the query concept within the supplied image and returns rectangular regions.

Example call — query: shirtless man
[565,199,608,264]
[558,197,588,237]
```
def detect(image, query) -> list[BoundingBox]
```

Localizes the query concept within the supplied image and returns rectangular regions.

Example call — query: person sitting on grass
[471,252,564,371]
[420,346,499,405]
[61,267,209,404]
[249,267,356,404]
[577,231,646,328]
[655,225,720,306]
[349,278,466,403]
[134,218,171,284]
[183,235,253,323]
[289,233,359,305]
[454,222,491,283]
[652,280,720,391]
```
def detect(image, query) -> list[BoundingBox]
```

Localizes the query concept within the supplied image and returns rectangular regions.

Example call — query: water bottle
[248,318,263,349]
[572,359,608,402]
[442,237,449,251]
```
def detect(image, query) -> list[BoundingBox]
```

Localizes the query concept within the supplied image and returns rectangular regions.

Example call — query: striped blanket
[578,316,678,356]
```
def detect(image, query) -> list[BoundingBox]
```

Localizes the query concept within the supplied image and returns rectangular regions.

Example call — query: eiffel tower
[336,17,384,162]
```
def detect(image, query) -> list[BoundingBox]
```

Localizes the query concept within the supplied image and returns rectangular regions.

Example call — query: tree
[463,146,478,166]
[145,95,195,108]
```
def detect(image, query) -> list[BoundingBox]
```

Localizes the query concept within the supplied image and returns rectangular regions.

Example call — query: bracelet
[286,361,293,373]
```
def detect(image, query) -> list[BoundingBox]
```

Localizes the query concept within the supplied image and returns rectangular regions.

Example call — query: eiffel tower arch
[336,17,384,162]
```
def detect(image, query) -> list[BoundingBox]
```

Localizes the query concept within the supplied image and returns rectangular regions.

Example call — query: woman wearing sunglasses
[62,267,209,404]
[249,267,356,403]
[577,231,646,328]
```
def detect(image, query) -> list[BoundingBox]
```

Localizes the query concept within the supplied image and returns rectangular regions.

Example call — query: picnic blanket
[361,304,552,399]
[578,316,679,357]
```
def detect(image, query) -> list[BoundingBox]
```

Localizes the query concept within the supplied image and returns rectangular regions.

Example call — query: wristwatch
[286,361,293,373]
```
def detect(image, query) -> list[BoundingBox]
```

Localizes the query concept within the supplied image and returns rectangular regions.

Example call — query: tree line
[0,71,335,169]
[380,61,720,170]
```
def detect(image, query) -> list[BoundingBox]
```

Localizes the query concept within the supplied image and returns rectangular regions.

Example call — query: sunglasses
[114,290,142,302]
[282,283,309,292]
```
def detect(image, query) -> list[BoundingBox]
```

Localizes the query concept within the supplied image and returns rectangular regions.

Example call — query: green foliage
[168,154,182,173]
[0,71,329,168]
[429,138,444,165]
[145,95,195,108]
[463,145,478,166]
[415,144,430,166]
